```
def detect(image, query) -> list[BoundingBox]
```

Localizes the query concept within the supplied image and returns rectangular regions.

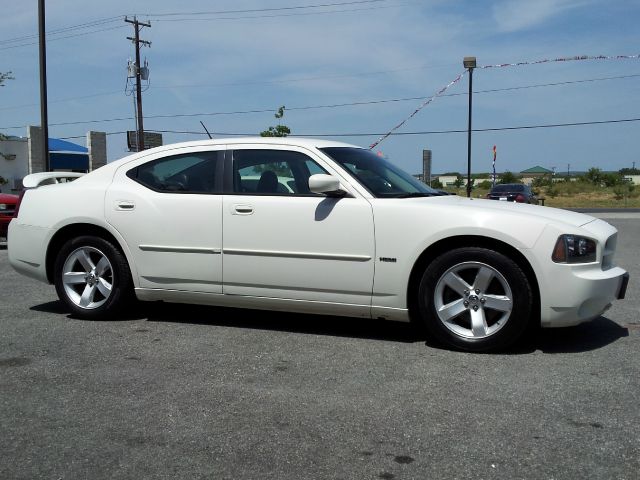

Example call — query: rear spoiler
[22,172,85,189]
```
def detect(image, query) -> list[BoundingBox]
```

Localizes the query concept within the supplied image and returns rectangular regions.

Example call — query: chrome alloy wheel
[61,246,114,310]
[433,261,513,339]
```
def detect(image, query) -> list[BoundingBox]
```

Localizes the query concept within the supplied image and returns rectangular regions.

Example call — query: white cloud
[493,0,591,32]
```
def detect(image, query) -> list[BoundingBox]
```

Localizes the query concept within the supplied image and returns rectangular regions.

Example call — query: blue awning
[48,138,88,153]
[48,137,89,171]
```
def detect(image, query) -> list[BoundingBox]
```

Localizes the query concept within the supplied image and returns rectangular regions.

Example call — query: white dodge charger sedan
[8,138,629,351]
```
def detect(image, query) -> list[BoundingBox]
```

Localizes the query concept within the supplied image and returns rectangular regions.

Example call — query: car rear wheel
[418,247,533,352]
[54,236,132,319]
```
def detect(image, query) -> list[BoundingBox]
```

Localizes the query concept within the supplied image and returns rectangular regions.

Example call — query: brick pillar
[87,131,107,171]
[27,125,45,174]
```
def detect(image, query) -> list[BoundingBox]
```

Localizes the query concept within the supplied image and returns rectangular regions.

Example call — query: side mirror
[309,174,346,197]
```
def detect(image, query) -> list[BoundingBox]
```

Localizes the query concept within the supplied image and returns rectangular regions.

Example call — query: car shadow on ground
[31,300,630,352]
[516,316,630,354]
[145,302,419,344]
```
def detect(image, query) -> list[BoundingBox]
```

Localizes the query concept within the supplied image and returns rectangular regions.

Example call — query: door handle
[116,201,135,211]
[232,204,254,215]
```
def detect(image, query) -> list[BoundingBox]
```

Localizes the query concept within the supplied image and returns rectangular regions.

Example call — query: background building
[0,127,106,193]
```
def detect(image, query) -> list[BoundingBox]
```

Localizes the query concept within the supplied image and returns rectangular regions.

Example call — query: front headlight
[552,234,597,263]
[0,203,7,211]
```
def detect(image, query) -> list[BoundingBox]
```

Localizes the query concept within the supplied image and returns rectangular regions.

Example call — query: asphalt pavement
[0,216,638,480]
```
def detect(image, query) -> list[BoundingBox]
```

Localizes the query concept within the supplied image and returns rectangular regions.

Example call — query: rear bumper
[7,221,50,283]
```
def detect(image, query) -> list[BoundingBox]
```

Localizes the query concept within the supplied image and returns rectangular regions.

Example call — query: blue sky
[1,0,639,175]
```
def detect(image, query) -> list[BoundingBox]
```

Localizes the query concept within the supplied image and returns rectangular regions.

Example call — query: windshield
[320,147,438,198]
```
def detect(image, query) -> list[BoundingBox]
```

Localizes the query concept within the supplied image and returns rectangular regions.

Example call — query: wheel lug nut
[480,298,486,304]
[463,300,469,307]
[464,290,469,296]
[475,289,480,294]
[473,305,479,311]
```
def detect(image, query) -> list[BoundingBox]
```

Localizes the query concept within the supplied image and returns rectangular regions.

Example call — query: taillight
[13,189,27,219]
[515,193,526,203]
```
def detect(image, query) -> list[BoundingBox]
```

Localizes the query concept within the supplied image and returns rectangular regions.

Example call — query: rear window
[492,184,524,192]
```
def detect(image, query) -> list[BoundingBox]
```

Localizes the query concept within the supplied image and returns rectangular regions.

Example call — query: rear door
[105,147,224,293]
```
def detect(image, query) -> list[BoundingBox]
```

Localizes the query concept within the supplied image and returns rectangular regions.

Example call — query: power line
[2,71,636,114]
[57,117,640,140]
[145,3,413,23]
[0,1,398,49]
[3,71,640,130]
[0,24,127,51]
[138,0,391,17]
[0,16,122,45]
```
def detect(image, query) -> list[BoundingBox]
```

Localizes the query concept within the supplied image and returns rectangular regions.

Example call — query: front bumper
[540,265,629,328]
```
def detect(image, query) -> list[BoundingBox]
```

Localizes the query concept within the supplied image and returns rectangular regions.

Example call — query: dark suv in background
[486,183,538,204]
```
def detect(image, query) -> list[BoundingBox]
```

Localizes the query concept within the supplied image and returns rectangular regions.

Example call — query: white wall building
[0,127,107,193]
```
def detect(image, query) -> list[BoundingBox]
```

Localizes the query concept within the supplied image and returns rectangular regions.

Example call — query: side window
[127,151,221,193]
[232,149,328,196]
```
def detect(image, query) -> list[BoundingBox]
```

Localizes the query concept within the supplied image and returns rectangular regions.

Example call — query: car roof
[139,137,362,153]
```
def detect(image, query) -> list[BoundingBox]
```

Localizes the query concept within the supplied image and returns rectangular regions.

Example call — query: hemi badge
[379,257,397,263]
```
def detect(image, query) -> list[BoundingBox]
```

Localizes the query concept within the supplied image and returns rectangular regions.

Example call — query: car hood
[413,195,595,228]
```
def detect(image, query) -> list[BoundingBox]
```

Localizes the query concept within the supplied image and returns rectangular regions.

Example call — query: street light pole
[464,57,476,198]
[38,0,50,171]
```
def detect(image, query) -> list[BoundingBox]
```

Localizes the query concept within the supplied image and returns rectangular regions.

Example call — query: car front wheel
[54,236,132,319]
[418,247,533,352]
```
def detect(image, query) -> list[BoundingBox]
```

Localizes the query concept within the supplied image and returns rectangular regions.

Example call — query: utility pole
[463,57,477,198]
[38,0,50,171]
[125,16,151,152]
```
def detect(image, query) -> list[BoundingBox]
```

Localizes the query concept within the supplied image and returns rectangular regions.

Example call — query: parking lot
[1,215,638,480]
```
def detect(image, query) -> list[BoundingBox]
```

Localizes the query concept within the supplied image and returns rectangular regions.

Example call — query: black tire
[418,247,533,352]
[54,235,133,319]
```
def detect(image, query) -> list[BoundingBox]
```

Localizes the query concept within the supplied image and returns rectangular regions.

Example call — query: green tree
[453,175,464,188]
[532,174,553,188]
[619,167,640,176]
[498,171,521,184]
[584,167,603,185]
[430,178,443,189]
[602,172,623,187]
[260,106,291,137]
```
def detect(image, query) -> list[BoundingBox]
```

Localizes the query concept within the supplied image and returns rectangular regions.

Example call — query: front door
[222,146,375,307]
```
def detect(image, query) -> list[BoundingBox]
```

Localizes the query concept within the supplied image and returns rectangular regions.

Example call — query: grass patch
[442,185,640,208]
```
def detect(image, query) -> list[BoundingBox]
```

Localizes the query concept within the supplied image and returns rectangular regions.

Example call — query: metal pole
[38,0,50,171]
[133,18,145,152]
[466,67,473,198]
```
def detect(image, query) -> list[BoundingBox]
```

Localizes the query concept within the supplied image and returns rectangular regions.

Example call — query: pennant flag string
[369,54,639,150]
[479,54,639,70]
[369,71,466,150]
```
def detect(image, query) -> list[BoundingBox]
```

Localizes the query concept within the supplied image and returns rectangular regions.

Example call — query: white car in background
[8,138,629,352]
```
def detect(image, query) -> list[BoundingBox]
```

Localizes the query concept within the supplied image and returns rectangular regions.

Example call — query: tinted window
[127,152,221,193]
[232,149,328,196]
[321,147,437,198]
[492,184,524,193]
